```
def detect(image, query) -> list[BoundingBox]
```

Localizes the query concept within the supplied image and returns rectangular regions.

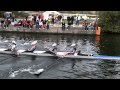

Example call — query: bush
[98,11,120,33]
[0,11,29,18]
[12,11,29,18]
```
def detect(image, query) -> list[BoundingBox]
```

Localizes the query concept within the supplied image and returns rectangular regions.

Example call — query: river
[0,33,120,79]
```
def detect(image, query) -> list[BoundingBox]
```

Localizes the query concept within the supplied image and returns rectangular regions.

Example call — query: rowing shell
[0,50,120,60]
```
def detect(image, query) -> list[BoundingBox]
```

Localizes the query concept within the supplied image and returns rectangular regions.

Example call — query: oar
[30,43,75,76]
[0,48,8,51]
[27,43,60,76]
[29,57,63,76]
[0,55,17,65]
[29,43,83,76]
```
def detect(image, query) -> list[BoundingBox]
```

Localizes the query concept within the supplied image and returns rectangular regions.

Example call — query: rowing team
[5,40,38,56]
[4,40,91,57]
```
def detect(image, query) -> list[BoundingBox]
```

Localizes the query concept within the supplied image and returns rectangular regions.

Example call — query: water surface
[0,33,120,79]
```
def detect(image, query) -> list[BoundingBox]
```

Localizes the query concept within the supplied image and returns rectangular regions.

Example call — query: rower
[6,40,17,52]
[26,41,37,52]
[11,41,17,51]
[45,43,58,55]
[56,43,77,57]
[8,40,19,56]
[52,43,57,52]
[71,43,77,53]
[77,50,93,56]
[70,44,89,56]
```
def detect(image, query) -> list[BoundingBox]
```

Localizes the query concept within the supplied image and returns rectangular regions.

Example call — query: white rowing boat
[0,49,120,60]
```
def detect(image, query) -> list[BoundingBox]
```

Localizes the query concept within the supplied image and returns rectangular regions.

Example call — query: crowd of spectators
[0,12,98,31]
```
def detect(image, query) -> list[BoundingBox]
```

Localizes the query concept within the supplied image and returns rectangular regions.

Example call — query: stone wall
[0,26,96,35]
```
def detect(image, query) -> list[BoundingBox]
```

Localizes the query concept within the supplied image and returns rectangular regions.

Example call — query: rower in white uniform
[45,43,58,55]
[56,43,78,57]
[25,41,38,52]
[52,43,57,52]
[6,40,19,55]
[44,43,77,57]
[6,40,17,52]
[69,44,93,56]
[6,40,38,56]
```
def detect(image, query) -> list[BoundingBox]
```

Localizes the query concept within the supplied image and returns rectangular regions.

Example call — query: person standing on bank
[62,19,65,31]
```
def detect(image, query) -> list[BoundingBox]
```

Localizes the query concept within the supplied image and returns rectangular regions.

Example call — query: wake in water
[9,65,44,78]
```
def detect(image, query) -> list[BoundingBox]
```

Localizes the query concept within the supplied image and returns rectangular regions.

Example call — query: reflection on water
[0,33,120,79]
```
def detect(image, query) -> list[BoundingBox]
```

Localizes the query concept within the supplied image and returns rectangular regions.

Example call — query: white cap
[31,41,38,45]
[71,44,76,47]
[52,43,57,47]
[12,41,16,44]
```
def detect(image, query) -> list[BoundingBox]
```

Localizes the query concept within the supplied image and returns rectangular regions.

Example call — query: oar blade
[33,51,46,54]
[0,48,7,51]
[17,50,26,53]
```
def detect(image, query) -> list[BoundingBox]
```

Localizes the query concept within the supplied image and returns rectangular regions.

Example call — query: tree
[0,11,29,18]
[98,11,120,33]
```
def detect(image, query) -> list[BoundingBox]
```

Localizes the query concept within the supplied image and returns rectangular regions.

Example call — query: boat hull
[0,50,120,60]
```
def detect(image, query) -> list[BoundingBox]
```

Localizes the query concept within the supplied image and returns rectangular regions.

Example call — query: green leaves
[98,11,120,33]
[0,11,29,18]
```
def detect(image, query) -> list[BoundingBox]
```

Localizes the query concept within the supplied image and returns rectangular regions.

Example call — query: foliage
[0,11,29,18]
[98,11,120,33]
[12,11,29,18]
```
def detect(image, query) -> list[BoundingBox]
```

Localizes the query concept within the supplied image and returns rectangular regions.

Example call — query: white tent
[43,11,61,20]
[82,14,89,20]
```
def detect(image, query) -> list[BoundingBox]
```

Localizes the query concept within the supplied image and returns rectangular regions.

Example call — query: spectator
[84,20,88,30]
[39,21,43,29]
[33,15,36,23]
[76,15,80,25]
[36,20,39,29]
[40,14,44,20]
[22,19,26,27]
[42,20,47,29]
[46,20,50,30]
[62,19,65,31]
[52,17,54,25]
[1,19,4,29]
[93,20,98,30]
[27,20,30,28]
[71,16,74,25]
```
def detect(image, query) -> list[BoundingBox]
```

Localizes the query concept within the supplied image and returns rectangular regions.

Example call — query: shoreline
[0,26,99,35]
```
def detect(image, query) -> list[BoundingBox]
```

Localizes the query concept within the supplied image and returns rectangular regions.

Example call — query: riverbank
[0,25,100,35]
